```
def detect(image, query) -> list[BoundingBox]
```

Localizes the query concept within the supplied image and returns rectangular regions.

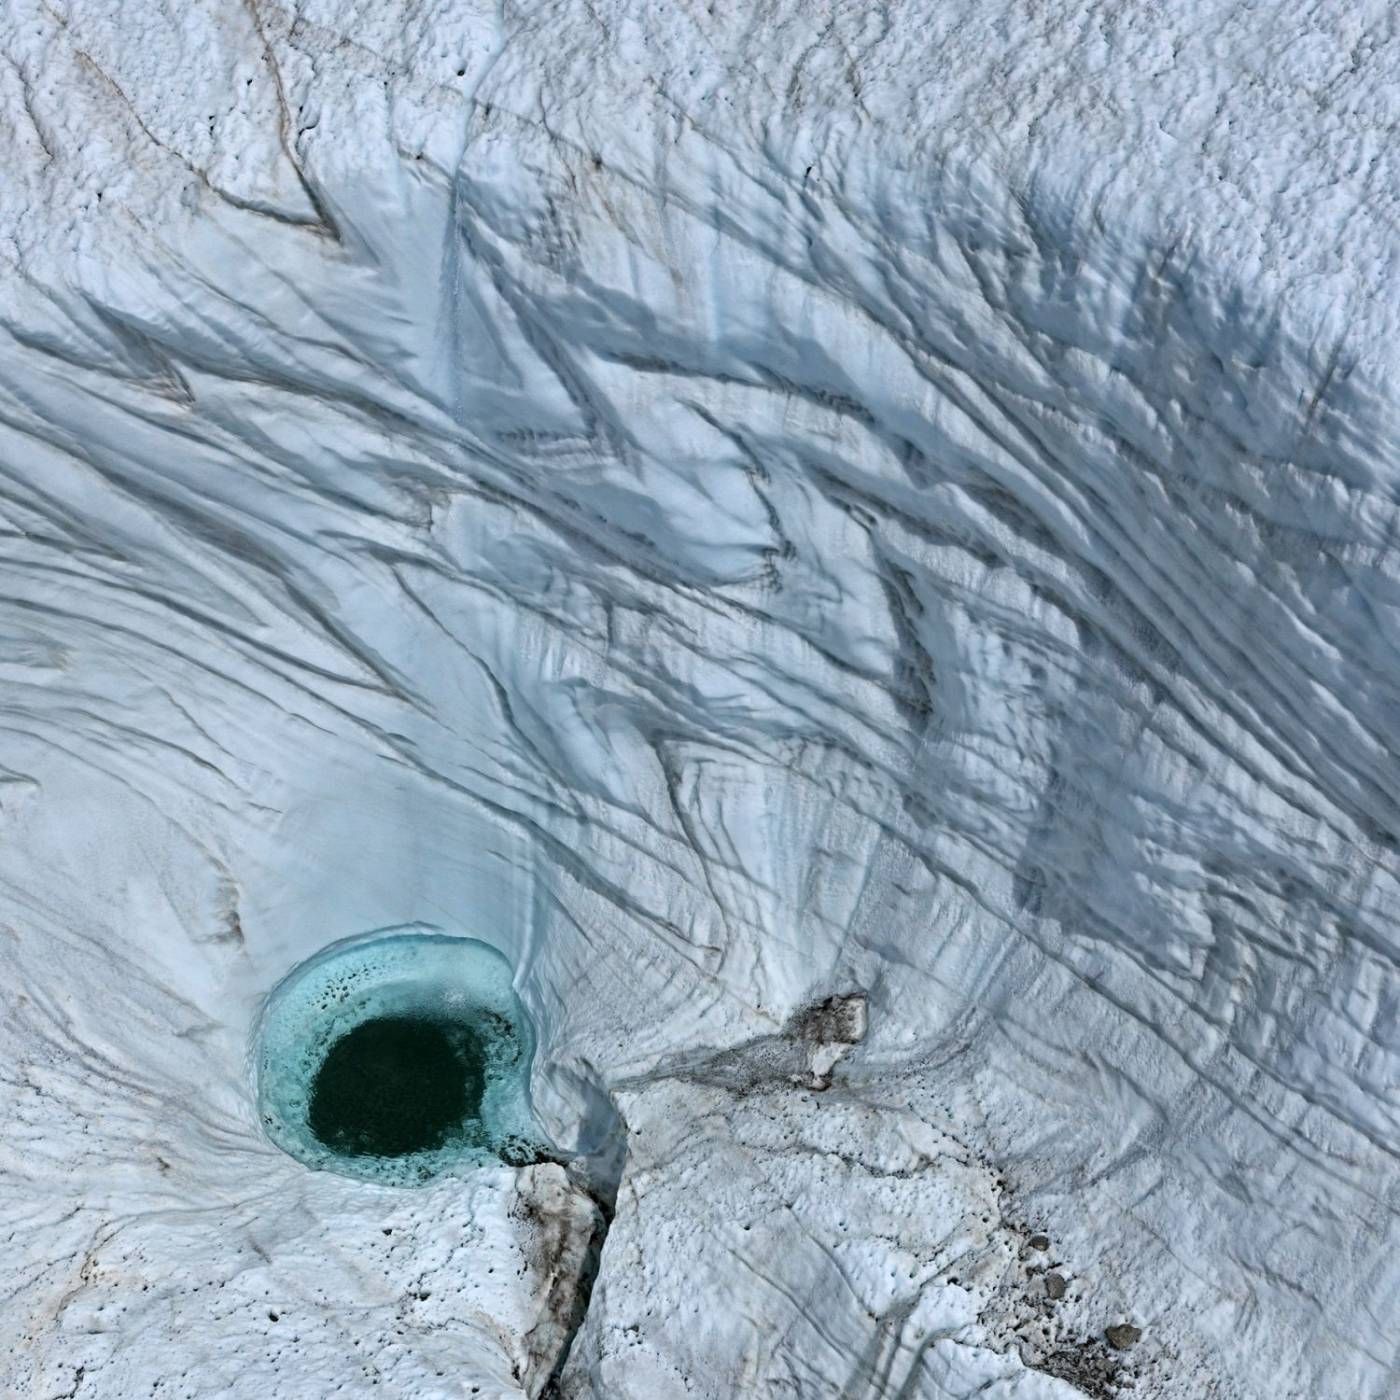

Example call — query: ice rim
[251,928,543,1185]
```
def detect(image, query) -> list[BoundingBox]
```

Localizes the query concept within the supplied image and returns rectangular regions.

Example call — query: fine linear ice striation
[1,1,1399,1396]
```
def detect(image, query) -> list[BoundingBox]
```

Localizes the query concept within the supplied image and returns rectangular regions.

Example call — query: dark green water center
[308,1015,486,1157]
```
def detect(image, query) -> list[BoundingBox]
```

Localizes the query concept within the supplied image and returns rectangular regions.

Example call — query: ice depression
[254,930,543,1184]
[1,0,1399,1395]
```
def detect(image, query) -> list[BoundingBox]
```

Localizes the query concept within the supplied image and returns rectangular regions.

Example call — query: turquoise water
[254,931,541,1184]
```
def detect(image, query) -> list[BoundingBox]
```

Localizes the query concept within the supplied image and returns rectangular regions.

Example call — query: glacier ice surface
[2,0,1400,1396]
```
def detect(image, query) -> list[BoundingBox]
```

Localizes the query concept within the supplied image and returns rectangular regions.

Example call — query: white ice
[1,1,1398,1396]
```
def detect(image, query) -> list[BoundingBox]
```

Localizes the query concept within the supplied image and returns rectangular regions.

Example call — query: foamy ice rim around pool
[252,927,544,1185]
